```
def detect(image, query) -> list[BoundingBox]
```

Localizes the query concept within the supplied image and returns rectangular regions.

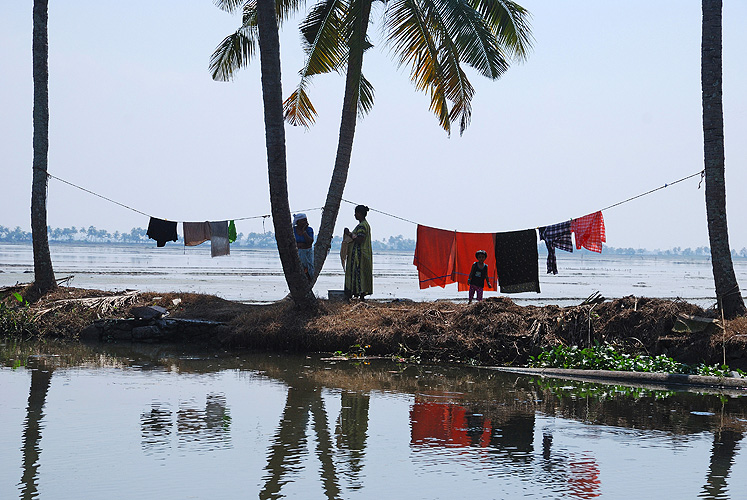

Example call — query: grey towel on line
[182,221,230,257]
[209,221,230,257]
[183,221,211,246]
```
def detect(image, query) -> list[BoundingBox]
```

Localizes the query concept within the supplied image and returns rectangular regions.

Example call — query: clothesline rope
[344,170,705,229]
[46,172,152,218]
[597,170,705,212]
[44,168,704,230]
[340,198,419,225]
[44,171,322,223]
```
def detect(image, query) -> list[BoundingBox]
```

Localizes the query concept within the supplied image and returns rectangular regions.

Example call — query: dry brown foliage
[5,286,747,367]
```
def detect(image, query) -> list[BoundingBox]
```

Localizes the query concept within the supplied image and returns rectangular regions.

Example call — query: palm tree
[288,0,532,280]
[214,0,317,309]
[212,0,532,284]
[701,0,745,319]
[31,0,56,295]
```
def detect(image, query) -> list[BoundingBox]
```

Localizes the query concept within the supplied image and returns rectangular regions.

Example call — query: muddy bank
[3,285,747,369]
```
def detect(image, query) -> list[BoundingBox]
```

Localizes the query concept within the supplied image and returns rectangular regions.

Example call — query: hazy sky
[2,1,746,250]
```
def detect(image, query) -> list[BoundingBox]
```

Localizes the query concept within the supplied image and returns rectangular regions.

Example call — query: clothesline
[44,168,704,230]
[345,169,705,230]
[45,171,322,223]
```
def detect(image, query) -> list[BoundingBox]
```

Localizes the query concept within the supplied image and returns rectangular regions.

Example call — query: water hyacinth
[528,343,741,378]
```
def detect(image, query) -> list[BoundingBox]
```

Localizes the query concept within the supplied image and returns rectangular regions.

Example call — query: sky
[2,1,746,250]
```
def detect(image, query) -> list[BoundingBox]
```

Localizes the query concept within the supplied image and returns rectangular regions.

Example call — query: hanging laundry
[228,220,237,243]
[209,221,230,257]
[539,221,573,275]
[183,221,211,246]
[413,225,456,289]
[571,211,606,253]
[452,232,497,292]
[494,229,540,293]
[146,217,177,247]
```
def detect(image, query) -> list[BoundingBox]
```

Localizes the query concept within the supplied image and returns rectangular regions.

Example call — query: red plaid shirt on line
[571,211,606,253]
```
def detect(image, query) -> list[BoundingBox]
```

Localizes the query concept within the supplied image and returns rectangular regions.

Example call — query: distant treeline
[0,225,416,252]
[2,225,747,257]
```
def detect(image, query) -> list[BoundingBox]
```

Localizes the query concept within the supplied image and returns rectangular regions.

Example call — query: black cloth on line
[147,217,178,247]
[494,229,540,293]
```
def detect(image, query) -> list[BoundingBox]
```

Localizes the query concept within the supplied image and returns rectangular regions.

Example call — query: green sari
[344,219,373,297]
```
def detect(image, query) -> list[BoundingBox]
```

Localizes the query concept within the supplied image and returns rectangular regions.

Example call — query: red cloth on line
[413,225,456,289]
[571,211,606,253]
[452,232,497,292]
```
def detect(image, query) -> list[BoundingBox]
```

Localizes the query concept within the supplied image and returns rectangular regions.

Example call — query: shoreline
[3,285,747,373]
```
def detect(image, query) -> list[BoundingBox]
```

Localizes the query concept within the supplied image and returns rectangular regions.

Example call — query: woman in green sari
[344,205,373,300]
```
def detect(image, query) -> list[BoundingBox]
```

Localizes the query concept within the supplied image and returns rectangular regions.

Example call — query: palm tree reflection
[702,426,743,498]
[20,359,53,500]
[259,386,341,500]
[335,392,369,489]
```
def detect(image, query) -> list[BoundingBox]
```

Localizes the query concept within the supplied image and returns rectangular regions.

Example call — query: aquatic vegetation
[528,343,743,378]
[532,377,679,400]
[333,343,371,358]
[0,292,37,337]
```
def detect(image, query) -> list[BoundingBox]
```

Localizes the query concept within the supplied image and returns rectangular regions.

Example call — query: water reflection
[410,398,491,447]
[260,386,340,500]
[140,394,231,455]
[2,343,747,499]
[335,392,369,489]
[19,358,52,500]
[701,408,744,499]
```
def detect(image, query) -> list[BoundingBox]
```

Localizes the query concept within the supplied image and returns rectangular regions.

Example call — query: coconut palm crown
[211,0,532,136]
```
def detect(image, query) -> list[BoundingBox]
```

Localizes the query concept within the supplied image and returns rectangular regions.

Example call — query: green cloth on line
[228,220,237,243]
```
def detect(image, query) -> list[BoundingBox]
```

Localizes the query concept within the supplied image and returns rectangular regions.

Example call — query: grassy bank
[3,285,747,369]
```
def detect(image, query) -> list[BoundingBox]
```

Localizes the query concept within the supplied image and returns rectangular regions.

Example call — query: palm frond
[300,0,349,75]
[469,0,532,60]
[282,0,349,127]
[357,73,375,116]
[242,1,258,26]
[277,0,305,23]
[385,0,480,133]
[214,0,247,14]
[283,86,318,127]
[437,0,509,79]
[385,0,448,129]
[209,27,258,81]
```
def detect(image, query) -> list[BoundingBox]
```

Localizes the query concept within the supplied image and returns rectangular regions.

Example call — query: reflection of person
[343,205,373,300]
[293,213,314,280]
[467,250,491,304]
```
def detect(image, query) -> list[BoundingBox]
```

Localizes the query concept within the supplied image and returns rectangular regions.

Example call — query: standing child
[467,250,491,304]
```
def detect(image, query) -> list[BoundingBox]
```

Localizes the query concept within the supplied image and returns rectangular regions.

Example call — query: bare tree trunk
[256,0,317,310]
[701,0,745,319]
[31,0,56,295]
[312,0,373,286]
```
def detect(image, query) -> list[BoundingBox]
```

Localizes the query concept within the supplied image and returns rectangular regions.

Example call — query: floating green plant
[528,343,744,378]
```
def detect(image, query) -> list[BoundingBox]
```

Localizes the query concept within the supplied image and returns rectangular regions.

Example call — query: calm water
[1,342,747,499]
[2,243,746,307]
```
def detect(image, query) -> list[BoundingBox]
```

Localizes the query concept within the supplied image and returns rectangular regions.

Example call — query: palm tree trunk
[701,0,745,319]
[312,0,373,285]
[31,0,56,295]
[256,0,317,310]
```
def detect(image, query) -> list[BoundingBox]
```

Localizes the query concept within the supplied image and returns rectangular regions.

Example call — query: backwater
[2,243,745,307]
[2,341,747,499]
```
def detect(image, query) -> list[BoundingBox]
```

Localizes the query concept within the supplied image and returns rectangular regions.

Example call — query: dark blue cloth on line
[539,221,573,275]
[146,217,178,247]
